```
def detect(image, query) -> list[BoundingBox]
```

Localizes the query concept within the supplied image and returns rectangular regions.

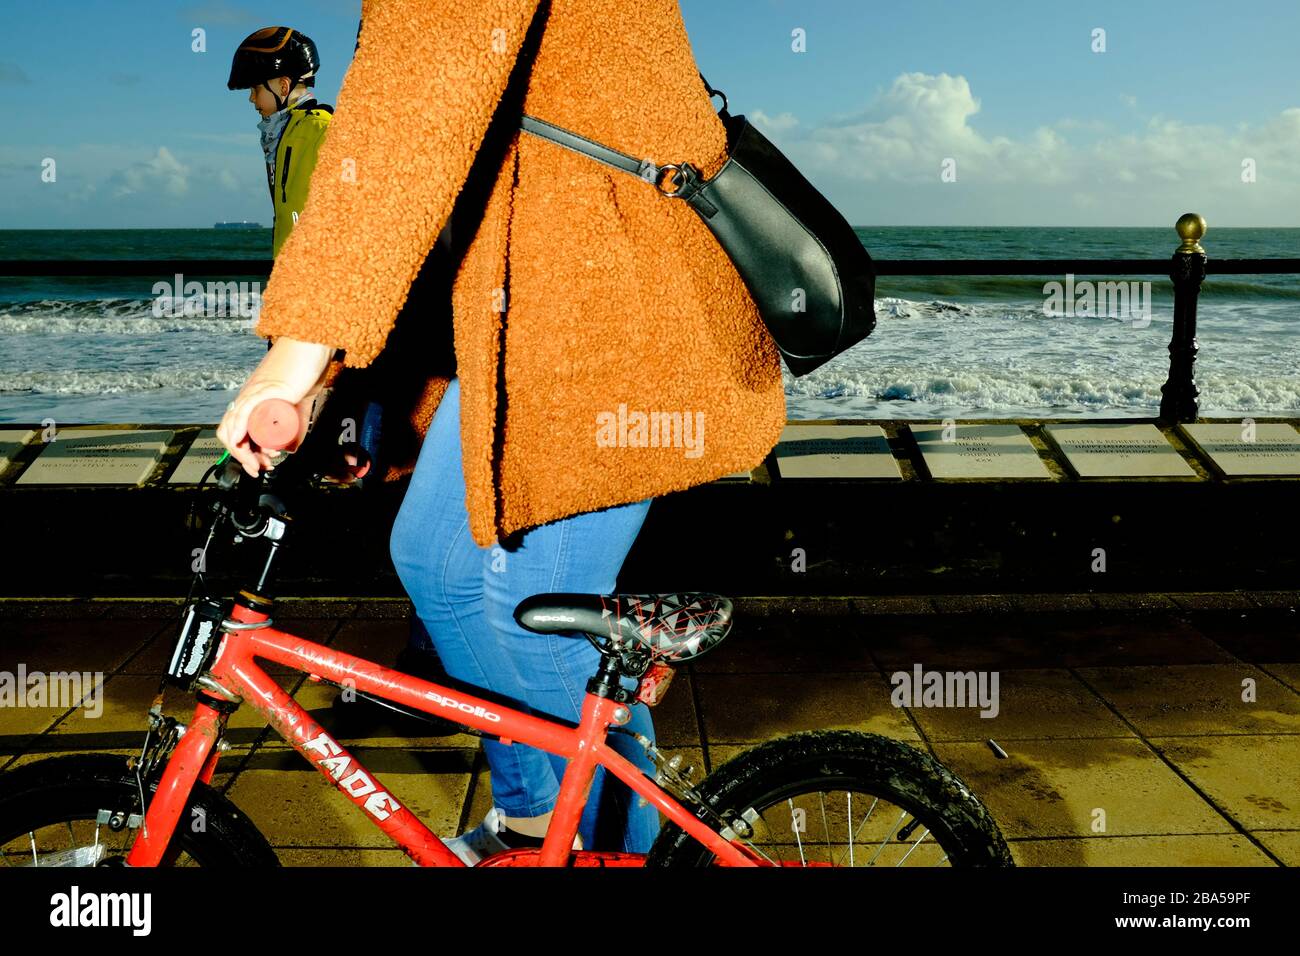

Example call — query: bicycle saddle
[514,592,733,664]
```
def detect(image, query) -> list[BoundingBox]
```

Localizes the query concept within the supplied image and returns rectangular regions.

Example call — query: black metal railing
[2,214,1296,423]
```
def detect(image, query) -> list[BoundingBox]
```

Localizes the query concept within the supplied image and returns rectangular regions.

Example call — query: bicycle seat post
[586,651,639,705]
[538,653,639,866]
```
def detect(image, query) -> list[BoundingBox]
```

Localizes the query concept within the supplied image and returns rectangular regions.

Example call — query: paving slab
[932,738,1233,839]
[913,424,1052,480]
[0,428,36,473]
[16,428,174,485]
[1186,617,1300,664]
[1045,423,1195,478]
[692,624,876,674]
[274,847,416,866]
[1180,422,1300,477]
[899,668,1133,741]
[0,617,172,675]
[1150,735,1300,831]
[1250,830,1300,866]
[168,429,226,484]
[1264,663,1300,693]
[1009,833,1274,866]
[1077,664,1300,736]
[695,672,919,744]
[773,425,901,479]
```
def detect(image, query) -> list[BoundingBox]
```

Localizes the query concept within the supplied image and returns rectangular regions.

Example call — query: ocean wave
[875,273,1300,302]
[871,295,1178,326]
[0,296,259,333]
[0,369,248,394]
[786,366,1300,413]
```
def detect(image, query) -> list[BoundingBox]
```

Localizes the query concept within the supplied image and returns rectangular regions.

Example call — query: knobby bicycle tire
[0,753,279,867]
[645,730,1014,867]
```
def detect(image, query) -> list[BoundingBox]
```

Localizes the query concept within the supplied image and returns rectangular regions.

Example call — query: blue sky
[1,0,1297,227]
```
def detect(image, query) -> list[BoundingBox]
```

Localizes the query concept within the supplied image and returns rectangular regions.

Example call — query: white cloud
[757,72,1300,224]
[108,147,190,198]
[750,110,800,135]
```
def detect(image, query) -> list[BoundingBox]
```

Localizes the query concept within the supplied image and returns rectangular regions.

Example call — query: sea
[0,227,1296,424]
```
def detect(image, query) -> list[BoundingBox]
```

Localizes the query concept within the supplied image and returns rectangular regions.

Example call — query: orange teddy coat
[254,0,787,548]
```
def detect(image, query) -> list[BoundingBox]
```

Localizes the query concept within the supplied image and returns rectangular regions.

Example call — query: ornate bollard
[1159,213,1207,422]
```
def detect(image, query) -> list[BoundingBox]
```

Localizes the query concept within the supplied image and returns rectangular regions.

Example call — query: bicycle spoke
[713,787,951,869]
[864,809,907,868]
[895,826,930,866]
[846,792,853,866]
[817,792,831,867]
[831,794,879,867]
[749,807,781,866]
[786,798,806,867]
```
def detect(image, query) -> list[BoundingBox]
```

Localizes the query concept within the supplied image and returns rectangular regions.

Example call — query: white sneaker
[442,807,583,866]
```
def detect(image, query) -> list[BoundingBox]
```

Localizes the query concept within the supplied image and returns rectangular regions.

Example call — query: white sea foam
[0,368,250,394]
[0,293,1294,420]
[0,296,259,333]
[784,365,1300,417]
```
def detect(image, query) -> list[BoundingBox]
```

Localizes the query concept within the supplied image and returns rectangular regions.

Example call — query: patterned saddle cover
[514,592,733,664]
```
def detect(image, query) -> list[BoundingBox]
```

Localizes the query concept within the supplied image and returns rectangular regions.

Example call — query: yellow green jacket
[269,101,333,257]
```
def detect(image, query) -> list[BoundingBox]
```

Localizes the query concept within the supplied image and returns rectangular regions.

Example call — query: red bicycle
[0,401,1013,868]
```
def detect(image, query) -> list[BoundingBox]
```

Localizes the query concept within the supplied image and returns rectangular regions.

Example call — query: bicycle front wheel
[646,730,1014,867]
[0,753,279,867]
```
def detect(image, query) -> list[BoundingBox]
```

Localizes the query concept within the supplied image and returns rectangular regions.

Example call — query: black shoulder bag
[518,73,876,377]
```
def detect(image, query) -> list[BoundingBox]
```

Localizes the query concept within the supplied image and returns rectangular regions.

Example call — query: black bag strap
[519,72,727,190]
[518,114,647,178]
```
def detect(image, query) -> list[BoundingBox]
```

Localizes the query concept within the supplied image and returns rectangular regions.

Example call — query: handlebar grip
[247,399,300,451]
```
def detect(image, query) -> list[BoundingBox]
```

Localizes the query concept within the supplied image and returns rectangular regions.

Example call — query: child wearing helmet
[228,27,333,257]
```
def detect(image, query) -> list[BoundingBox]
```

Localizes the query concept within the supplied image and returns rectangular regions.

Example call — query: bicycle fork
[124,694,228,866]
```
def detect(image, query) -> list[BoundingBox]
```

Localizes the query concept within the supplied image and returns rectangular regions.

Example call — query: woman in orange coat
[217,0,786,860]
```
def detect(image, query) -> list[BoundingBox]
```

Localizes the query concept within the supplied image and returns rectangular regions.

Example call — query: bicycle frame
[125,597,762,867]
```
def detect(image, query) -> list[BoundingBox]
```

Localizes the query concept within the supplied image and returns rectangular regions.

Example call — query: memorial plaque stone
[17,428,173,485]
[774,425,900,479]
[913,424,1051,479]
[1180,423,1300,476]
[1044,424,1194,478]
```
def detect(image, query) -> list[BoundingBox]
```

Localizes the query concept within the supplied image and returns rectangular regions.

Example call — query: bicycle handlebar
[237,396,372,484]
[247,398,301,452]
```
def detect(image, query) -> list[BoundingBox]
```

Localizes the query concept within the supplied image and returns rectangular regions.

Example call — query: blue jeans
[389,377,661,854]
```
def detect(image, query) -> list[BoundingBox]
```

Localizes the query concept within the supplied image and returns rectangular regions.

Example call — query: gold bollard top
[1175,213,1207,254]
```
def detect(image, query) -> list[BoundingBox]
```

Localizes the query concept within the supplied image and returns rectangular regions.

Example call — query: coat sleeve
[253,0,543,367]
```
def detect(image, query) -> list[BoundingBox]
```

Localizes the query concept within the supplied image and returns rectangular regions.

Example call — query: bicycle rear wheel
[646,730,1013,867]
[0,753,279,867]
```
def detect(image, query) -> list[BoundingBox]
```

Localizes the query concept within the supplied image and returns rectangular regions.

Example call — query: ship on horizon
[213,221,263,229]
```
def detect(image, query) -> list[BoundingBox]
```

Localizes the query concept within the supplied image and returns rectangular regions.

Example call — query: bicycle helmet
[228,27,320,110]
